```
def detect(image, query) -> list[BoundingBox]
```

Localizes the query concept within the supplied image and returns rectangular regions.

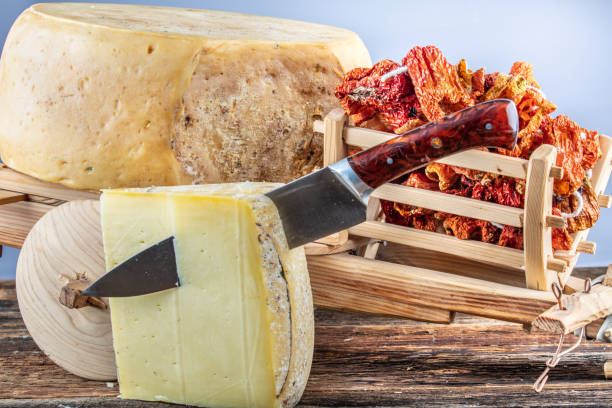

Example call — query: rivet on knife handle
[347,99,519,188]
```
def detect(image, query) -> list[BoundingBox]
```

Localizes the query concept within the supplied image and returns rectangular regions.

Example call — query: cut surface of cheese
[101,183,313,408]
[0,3,371,189]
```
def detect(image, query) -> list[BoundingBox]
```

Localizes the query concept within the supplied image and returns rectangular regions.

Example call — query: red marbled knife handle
[347,99,518,188]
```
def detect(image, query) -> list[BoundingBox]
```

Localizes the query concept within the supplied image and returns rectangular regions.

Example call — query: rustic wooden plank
[534,284,612,334]
[378,243,527,288]
[0,201,54,248]
[311,280,453,323]
[0,166,99,201]
[4,383,612,408]
[308,253,555,324]
[2,279,612,406]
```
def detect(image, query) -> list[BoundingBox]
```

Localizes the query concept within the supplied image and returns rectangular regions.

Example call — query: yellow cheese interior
[103,191,277,407]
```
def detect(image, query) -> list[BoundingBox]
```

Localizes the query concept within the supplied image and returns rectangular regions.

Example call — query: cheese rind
[101,183,313,408]
[0,3,371,189]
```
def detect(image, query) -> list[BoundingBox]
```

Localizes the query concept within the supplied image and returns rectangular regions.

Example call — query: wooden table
[2,268,612,407]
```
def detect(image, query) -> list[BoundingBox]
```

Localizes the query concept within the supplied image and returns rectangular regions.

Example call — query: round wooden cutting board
[16,200,115,380]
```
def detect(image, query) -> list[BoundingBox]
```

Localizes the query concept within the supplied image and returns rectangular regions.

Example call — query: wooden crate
[306,109,612,325]
[0,109,611,328]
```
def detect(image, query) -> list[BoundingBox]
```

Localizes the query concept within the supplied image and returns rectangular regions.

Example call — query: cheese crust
[0,3,371,189]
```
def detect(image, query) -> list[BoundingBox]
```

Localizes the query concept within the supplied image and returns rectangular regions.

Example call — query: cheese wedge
[101,183,313,407]
[0,3,371,189]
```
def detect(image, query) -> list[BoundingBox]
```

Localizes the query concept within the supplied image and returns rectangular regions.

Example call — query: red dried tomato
[542,115,587,197]
[498,226,523,249]
[334,59,422,131]
[338,46,602,252]
[441,214,498,243]
[550,208,573,250]
[509,61,540,88]
[402,46,473,121]
[582,129,602,170]
[472,177,525,208]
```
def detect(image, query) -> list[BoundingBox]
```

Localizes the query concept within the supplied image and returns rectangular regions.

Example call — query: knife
[83,99,518,297]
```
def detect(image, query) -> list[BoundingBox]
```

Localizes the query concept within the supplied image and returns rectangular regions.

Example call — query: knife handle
[347,99,518,188]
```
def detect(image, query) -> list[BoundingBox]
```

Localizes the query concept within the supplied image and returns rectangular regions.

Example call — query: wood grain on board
[15,200,115,381]
[2,269,612,407]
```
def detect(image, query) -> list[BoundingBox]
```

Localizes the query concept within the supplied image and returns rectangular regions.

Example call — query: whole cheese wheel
[0,3,371,189]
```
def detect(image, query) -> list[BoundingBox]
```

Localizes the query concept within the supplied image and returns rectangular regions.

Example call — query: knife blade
[81,236,179,297]
[83,98,517,297]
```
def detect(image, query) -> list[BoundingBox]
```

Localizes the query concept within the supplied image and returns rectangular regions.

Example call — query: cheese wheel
[102,183,313,407]
[0,3,371,189]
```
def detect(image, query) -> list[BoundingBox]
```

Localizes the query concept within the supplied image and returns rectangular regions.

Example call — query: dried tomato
[484,72,499,92]
[335,59,422,131]
[441,214,498,243]
[443,175,477,197]
[498,226,523,249]
[509,61,540,88]
[425,162,458,190]
[403,170,440,191]
[582,129,601,170]
[555,179,600,233]
[472,177,524,208]
[456,59,485,102]
[337,47,602,252]
[381,198,439,232]
[543,115,587,197]
[551,208,573,250]
[403,46,473,121]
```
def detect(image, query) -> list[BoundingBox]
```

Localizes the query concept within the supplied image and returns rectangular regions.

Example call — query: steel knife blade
[81,236,179,297]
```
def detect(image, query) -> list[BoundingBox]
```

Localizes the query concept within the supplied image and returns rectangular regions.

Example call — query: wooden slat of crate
[350,220,525,269]
[0,201,54,248]
[373,183,524,227]
[311,283,453,323]
[437,150,529,179]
